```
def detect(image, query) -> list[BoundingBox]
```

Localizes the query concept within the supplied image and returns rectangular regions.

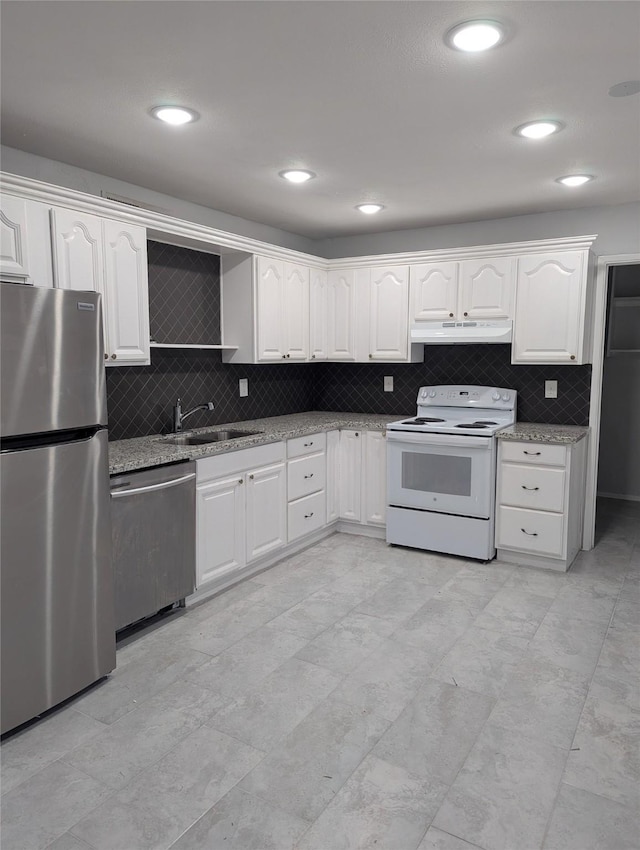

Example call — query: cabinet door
[51,208,104,293]
[326,430,340,523]
[196,476,245,588]
[459,257,515,320]
[339,430,362,522]
[0,196,30,278]
[327,269,356,360]
[369,265,409,360]
[103,220,150,366]
[246,462,286,561]
[283,262,309,360]
[256,256,285,361]
[512,251,586,364]
[309,268,328,360]
[364,431,387,525]
[410,262,458,321]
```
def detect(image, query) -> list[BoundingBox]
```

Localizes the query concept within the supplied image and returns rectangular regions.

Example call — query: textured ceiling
[1,1,639,239]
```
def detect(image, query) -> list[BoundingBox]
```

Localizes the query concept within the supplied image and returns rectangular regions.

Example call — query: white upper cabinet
[255,256,309,361]
[327,269,357,360]
[51,208,150,366]
[369,265,409,360]
[102,220,150,365]
[410,261,459,321]
[512,250,589,364]
[459,257,515,320]
[1,196,30,279]
[283,262,309,360]
[309,268,328,360]
[51,208,104,294]
[256,256,286,361]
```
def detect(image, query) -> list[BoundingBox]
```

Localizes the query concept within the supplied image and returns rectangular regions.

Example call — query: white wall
[315,202,640,259]
[0,145,316,255]
[598,265,640,500]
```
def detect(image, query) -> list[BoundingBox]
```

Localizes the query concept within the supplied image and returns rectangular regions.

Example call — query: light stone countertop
[108,411,405,475]
[496,423,589,445]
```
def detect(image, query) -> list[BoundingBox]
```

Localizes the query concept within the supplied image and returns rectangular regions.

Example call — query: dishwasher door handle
[111,472,196,498]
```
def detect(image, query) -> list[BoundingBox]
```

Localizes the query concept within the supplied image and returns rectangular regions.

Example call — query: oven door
[387,430,494,518]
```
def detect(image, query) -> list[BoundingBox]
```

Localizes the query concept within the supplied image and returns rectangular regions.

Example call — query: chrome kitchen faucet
[173,398,215,433]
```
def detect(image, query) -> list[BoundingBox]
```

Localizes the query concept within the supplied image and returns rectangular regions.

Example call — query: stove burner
[403,417,446,424]
[456,422,490,429]
[473,420,498,425]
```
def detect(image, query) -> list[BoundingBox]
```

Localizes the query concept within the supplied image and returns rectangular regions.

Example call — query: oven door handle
[386,430,492,449]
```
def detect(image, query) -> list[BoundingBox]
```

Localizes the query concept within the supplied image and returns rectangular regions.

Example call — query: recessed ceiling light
[150,106,199,125]
[356,204,384,215]
[515,120,563,139]
[446,20,504,52]
[279,169,316,183]
[556,174,594,187]
[609,80,640,97]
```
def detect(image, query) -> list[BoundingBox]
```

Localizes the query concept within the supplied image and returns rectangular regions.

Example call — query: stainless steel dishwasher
[110,461,196,631]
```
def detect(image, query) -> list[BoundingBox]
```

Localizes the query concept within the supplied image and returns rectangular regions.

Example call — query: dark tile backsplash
[107,344,590,440]
[313,345,591,425]
[147,241,221,345]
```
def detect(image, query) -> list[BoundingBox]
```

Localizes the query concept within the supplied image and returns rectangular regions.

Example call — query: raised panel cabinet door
[283,262,309,360]
[256,256,285,361]
[459,256,515,320]
[512,251,586,364]
[369,265,409,360]
[339,430,362,522]
[326,429,340,522]
[103,220,150,365]
[410,262,458,321]
[0,195,30,278]
[309,268,328,360]
[196,477,245,588]
[51,208,104,293]
[364,431,387,525]
[327,269,356,360]
[245,462,287,561]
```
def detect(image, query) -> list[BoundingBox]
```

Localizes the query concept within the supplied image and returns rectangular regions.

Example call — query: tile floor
[2,498,639,850]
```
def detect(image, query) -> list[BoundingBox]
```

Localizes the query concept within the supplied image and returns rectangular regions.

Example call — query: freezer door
[1,429,115,734]
[0,283,107,437]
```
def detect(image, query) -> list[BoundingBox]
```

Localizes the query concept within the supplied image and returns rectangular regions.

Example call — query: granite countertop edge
[108,412,404,475]
[496,423,589,445]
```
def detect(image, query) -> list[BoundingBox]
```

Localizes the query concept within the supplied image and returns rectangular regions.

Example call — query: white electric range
[386,385,517,560]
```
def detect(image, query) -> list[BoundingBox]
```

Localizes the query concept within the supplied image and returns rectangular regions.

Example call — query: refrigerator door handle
[111,472,196,498]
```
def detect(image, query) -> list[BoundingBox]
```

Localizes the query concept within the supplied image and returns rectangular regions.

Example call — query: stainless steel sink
[164,429,262,446]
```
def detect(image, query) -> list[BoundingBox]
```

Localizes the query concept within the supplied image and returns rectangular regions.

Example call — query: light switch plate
[239,378,249,398]
[384,376,394,392]
[545,380,558,399]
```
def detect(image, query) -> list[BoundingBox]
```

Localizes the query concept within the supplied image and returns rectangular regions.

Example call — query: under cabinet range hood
[411,319,512,345]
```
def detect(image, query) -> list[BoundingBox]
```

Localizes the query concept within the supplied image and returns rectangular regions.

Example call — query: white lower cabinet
[326,430,340,523]
[286,433,326,543]
[364,431,387,525]
[337,429,387,528]
[339,430,363,521]
[196,443,286,590]
[496,437,588,570]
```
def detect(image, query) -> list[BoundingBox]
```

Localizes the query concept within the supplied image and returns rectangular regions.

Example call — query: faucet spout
[173,398,215,433]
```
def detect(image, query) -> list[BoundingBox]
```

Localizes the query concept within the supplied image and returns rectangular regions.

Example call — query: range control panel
[416,385,516,410]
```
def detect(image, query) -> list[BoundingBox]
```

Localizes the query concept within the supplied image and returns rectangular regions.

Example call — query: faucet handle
[206,402,215,410]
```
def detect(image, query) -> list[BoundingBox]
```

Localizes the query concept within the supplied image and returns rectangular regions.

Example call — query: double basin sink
[163,429,263,446]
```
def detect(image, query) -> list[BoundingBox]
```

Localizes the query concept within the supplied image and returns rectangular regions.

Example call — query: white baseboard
[597,492,640,503]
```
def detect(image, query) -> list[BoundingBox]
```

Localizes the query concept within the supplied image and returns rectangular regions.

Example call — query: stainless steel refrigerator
[1,283,115,735]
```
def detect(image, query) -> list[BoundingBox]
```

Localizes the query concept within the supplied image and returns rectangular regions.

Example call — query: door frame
[583,252,640,548]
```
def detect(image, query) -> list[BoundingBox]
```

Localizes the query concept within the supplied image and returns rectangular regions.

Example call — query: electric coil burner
[385,385,517,560]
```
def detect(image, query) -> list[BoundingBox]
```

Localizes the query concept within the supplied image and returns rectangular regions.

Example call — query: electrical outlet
[239,378,249,398]
[545,380,558,399]
[384,376,394,392]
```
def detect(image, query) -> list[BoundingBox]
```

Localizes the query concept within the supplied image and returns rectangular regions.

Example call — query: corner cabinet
[50,208,150,366]
[512,250,591,365]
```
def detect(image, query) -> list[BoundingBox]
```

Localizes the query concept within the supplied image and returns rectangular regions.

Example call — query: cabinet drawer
[287,432,326,459]
[500,441,567,467]
[288,490,326,542]
[497,505,564,557]
[500,463,566,512]
[288,452,326,501]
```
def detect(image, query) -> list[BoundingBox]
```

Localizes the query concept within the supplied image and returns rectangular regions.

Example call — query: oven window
[401,452,472,496]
